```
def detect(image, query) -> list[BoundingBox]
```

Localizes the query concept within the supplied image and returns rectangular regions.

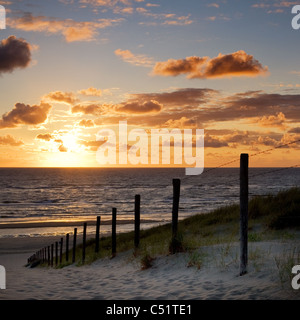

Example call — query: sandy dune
[0,236,299,300]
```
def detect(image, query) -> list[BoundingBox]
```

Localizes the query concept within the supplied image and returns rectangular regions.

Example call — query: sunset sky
[0,0,300,168]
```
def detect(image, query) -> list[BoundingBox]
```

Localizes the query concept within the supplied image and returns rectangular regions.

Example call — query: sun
[61,133,81,152]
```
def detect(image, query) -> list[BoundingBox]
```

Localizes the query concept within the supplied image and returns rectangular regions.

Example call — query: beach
[1,233,299,300]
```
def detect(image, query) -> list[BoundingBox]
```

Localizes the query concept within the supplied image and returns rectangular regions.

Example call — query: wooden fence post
[72,228,77,263]
[112,208,117,257]
[172,178,181,240]
[95,216,101,253]
[48,246,50,266]
[66,233,69,262]
[134,195,140,249]
[55,242,58,266]
[51,244,54,267]
[82,223,87,264]
[240,153,249,276]
[60,237,63,264]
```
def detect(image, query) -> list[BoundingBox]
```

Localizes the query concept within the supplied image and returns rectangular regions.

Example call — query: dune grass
[46,187,300,268]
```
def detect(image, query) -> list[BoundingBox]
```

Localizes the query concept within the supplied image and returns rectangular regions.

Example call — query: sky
[0,0,300,168]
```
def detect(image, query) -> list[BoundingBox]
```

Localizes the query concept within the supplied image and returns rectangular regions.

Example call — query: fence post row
[240,153,249,276]
[28,158,249,276]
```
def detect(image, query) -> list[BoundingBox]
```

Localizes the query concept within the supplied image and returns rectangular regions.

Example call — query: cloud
[163,117,197,129]
[137,9,193,26]
[129,88,216,107]
[221,91,300,122]
[43,91,78,105]
[0,36,32,75]
[161,15,193,26]
[71,104,103,115]
[77,139,104,151]
[36,133,54,141]
[288,127,300,134]
[58,144,68,152]
[78,119,95,127]
[153,50,268,79]
[78,87,102,96]
[0,134,24,146]
[79,0,130,6]
[0,102,52,129]
[254,112,287,129]
[205,134,229,148]
[7,13,123,42]
[274,1,299,7]
[115,49,154,67]
[207,3,219,8]
[115,100,163,114]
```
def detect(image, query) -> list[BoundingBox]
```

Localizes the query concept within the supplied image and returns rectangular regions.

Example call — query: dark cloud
[36,133,54,141]
[43,91,78,105]
[130,88,216,107]
[153,50,268,79]
[116,100,162,114]
[288,127,300,134]
[71,104,103,115]
[0,102,52,129]
[0,36,32,75]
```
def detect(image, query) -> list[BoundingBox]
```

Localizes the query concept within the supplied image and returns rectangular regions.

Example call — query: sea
[0,167,299,238]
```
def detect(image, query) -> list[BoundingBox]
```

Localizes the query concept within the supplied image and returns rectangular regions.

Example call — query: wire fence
[25,138,300,268]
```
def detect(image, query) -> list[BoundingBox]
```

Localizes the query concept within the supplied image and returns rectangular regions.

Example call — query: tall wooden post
[66,233,69,262]
[60,237,63,264]
[51,244,54,267]
[95,216,101,253]
[134,195,140,249]
[47,246,50,266]
[240,153,249,276]
[55,242,58,266]
[72,228,77,263]
[112,208,117,257]
[82,223,87,264]
[172,179,181,240]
